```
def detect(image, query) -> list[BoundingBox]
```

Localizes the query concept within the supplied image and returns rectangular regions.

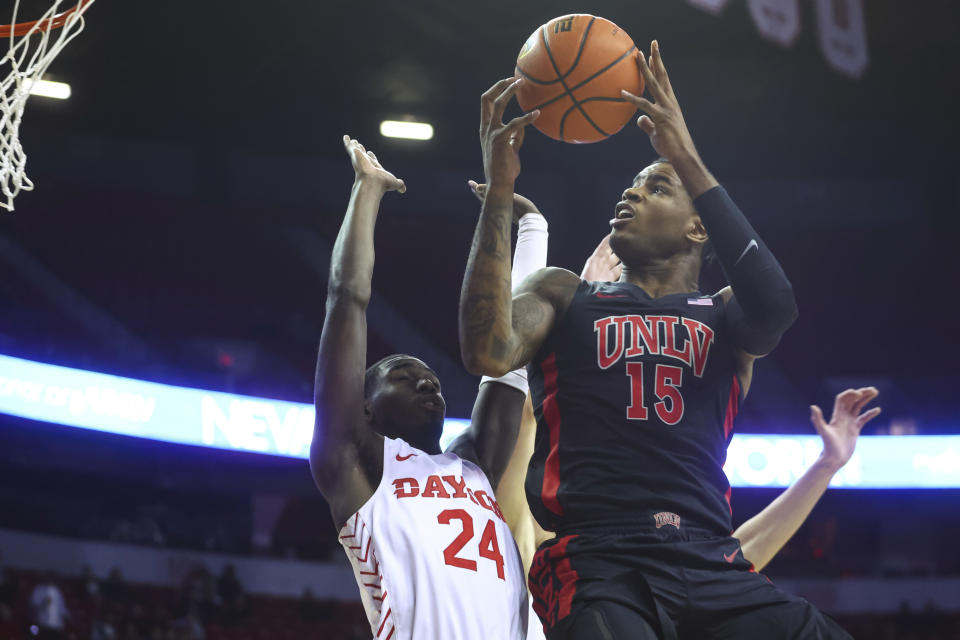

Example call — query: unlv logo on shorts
[653,511,681,529]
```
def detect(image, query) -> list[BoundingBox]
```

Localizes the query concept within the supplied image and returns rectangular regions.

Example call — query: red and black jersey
[526,279,742,536]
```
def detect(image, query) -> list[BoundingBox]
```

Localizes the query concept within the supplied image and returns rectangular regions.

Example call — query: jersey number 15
[626,363,684,425]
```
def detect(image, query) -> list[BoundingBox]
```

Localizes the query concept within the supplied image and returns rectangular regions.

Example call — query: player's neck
[393,431,443,455]
[619,254,700,298]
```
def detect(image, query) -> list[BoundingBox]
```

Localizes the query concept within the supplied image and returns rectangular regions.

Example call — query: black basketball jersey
[526,279,742,536]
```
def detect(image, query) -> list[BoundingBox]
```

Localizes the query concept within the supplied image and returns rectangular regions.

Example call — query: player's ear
[363,400,375,425]
[686,216,708,245]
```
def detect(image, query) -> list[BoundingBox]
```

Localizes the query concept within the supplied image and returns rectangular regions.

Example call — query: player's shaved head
[364,354,437,398]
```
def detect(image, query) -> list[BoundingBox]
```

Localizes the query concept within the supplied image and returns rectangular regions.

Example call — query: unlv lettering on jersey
[594,314,715,376]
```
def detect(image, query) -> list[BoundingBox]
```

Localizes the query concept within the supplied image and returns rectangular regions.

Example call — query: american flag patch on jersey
[687,297,713,306]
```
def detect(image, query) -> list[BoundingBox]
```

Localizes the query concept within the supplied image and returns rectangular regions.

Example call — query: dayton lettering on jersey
[392,475,506,521]
[594,314,715,376]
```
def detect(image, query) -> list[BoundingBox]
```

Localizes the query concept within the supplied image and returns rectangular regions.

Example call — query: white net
[0,0,94,211]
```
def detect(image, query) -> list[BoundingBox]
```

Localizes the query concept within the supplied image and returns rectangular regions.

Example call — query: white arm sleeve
[510,212,549,293]
[481,212,549,393]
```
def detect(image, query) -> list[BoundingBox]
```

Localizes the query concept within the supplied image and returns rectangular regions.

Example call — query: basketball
[514,14,644,144]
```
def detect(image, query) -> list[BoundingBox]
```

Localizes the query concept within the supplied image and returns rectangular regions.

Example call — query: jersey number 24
[437,509,505,580]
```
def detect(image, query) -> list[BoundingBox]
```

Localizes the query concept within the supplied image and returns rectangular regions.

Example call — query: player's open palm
[343,135,406,193]
[467,180,541,224]
[810,387,881,471]
[581,234,622,282]
[620,40,698,162]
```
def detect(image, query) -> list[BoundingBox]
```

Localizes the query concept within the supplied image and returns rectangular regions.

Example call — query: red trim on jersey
[540,352,564,515]
[723,375,740,516]
[723,374,740,440]
[529,535,579,629]
[377,608,392,636]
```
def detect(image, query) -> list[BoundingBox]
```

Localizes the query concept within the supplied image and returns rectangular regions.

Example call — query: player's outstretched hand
[620,41,699,163]
[479,78,540,186]
[810,387,882,471]
[343,135,406,193]
[467,180,541,224]
[581,234,622,282]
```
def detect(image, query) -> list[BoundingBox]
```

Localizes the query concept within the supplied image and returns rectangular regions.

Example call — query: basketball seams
[559,16,596,79]
[515,66,563,86]
[526,44,639,113]
[540,24,609,139]
[560,96,634,139]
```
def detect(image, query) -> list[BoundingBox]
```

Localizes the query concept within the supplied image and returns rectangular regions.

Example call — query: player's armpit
[493,267,579,375]
[447,381,526,490]
[718,287,759,394]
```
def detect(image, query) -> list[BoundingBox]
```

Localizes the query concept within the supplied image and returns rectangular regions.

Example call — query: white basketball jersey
[528,595,547,640]
[339,436,528,640]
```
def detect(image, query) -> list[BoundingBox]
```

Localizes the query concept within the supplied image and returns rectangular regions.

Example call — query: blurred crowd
[0,555,366,640]
[1,555,959,639]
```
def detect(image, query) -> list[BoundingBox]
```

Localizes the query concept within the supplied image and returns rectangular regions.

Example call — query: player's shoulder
[515,267,580,311]
[519,266,580,291]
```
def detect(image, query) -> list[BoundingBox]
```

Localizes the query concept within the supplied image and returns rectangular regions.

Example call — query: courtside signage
[1,354,956,488]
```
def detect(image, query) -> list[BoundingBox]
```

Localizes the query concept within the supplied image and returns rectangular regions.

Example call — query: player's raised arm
[459,78,577,377]
[449,182,549,489]
[310,136,406,525]
[734,388,881,570]
[622,41,798,366]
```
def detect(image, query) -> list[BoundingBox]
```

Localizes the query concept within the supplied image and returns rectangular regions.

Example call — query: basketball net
[0,0,94,211]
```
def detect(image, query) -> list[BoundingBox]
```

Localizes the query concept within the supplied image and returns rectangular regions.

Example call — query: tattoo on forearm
[477,209,509,258]
[490,334,510,362]
[462,294,497,335]
[460,194,521,367]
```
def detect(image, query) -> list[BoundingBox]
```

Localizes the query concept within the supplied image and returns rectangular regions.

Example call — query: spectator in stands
[102,567,130,605]
[297,587,333,623]
[0,602,17,640]
[148,606,172,640]
[29,572,70,640]
[79,564,101,602]
[0,551,16,618]
[179,565,213,622]
[214,564,245,623]
[123,602,154,640]
[119,619,141,640]
[90,610,119,640]
[171,610,204,640]
[272,496,336,560]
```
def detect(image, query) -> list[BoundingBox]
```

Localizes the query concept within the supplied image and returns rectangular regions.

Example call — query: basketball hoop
[0,0,95,211]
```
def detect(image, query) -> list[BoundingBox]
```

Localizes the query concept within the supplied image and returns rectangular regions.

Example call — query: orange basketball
[514,14,644,144]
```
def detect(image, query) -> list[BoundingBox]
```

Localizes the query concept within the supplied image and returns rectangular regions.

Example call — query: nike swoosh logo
[735,239,758,265]
[395,453,417,461]
[723,548,740,563]
[596,293,628,298]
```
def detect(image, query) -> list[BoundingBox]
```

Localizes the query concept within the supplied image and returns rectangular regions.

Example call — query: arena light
[379,120,434,140]
[27,78,71,100]
[1,353,958,488]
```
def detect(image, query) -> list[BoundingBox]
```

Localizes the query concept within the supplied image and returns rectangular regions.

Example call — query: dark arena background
[0,0,958,638]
